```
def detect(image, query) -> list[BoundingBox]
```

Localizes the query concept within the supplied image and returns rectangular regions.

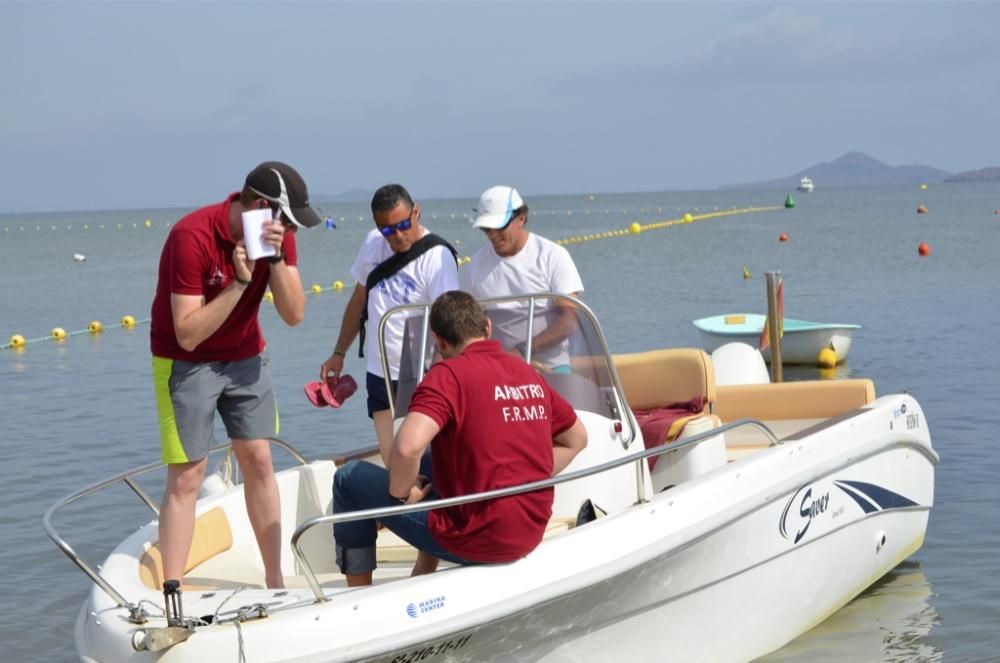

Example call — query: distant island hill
[720,151,1000,190]
[313,151,998,203]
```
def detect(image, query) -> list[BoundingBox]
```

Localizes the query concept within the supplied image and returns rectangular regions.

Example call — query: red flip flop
[320,374,358,408]
[304,380,328,407]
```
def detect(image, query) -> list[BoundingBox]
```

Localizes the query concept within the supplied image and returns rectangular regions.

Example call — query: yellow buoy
[51,327,67,341]
[88,320,103,334]
[816,347,837,369]
[628,222,642,235]
[9,334,26,348]
[264,291,274,302]
[145,219,152,228]
[742,266,751,280]
[684,213,694,223]
[333,280,344,291]
[311,284,323,294]
[121,315,136,328]
[920,183,928,190]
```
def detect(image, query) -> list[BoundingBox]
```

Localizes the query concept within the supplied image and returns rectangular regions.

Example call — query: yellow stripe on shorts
[152,356,188,464]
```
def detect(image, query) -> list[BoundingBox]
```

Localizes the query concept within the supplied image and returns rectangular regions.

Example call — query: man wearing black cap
[150,161,322,589]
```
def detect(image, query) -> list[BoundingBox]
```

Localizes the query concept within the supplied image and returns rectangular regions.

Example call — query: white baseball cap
[471,185,525,229]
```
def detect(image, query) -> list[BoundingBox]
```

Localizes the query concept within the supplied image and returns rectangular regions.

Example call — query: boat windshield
[379,293,624,422]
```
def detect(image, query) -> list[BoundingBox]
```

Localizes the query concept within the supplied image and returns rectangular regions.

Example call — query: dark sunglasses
[378,217,412,237]
[481,212,521,233]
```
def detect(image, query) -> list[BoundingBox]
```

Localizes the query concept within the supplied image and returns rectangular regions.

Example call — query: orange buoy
[918,242,931,256]
[779,232,788,242]
[916,205,928,214]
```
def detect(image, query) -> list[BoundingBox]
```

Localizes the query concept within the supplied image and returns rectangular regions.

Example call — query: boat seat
[375,516,578,564]
[612,348,716,414]
[139,507,233,590]
[714,379,875,423]
[612,348,716,453]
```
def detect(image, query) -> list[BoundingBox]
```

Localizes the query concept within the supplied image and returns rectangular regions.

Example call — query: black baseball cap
[245,161,322,229]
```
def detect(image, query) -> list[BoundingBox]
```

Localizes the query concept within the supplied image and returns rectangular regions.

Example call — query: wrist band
[389,491,408,505]
[333,349,346,357]
[267,252,284,264]
[234,275,251,287]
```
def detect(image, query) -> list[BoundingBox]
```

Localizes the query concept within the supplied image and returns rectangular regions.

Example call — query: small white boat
[47,294,933,663]
[797,177,815,193]
[693,313,859,365]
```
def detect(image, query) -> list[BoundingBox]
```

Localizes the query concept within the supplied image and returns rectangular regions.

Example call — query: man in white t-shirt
[463,185,584,371]
[320,184,459,462]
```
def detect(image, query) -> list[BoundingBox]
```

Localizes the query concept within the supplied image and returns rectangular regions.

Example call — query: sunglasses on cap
[377,217,412,237]
[259,199,296,229]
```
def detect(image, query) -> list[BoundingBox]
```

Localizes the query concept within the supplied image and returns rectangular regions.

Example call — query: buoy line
[3,316,150,351]
[1,205,768,235]
[3,205,786,351]
[554,205,784,246]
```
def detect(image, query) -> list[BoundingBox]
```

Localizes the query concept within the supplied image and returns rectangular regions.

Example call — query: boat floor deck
[186,543,435,593]
[185,518,577,593]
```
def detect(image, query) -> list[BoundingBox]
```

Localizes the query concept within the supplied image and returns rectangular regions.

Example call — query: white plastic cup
[241,208,277,260]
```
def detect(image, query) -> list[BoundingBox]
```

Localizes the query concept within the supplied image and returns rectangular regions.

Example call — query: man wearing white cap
[464,186,584,371]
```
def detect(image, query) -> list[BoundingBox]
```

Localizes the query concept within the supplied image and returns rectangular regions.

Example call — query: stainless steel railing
[290,418,780,602]
[43,438,308,609]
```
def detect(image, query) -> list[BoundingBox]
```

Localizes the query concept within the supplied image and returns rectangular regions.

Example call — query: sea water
[2,183,998,661]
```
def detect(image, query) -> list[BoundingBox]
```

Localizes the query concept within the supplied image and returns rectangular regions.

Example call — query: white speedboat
[693,313,859,365]
[47,294,935,662]
[797,177,815,192]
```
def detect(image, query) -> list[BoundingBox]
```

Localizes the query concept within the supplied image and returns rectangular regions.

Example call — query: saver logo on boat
[405,595,446,619]
[780,480,921,544]
[779,485,831,544]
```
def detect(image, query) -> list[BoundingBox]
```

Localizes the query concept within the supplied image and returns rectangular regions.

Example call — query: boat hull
[75,395,934,663]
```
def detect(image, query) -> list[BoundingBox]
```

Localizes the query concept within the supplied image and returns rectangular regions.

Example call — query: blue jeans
[332,459,474,575]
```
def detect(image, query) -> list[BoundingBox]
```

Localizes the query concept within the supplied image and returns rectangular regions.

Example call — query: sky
[2,1,999,213]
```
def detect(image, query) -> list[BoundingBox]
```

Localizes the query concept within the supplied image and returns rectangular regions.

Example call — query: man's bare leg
[411,551,440,576]
[373,410,438,577]
[159,458,209,586]
[346,572,373,587]
[372,409,395,465]
[232,439,284,589]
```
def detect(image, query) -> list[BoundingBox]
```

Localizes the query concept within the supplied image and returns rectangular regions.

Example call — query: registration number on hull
[390,634,473,663]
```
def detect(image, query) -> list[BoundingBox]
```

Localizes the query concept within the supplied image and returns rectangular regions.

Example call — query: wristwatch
[389,491,408,505]
[267,252,284,264]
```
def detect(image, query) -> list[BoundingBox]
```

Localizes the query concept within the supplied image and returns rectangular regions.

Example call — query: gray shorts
[153,353,277,464]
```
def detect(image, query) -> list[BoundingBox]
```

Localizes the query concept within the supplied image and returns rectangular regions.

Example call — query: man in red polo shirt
[332,291,587,585]
[151,161,322,589]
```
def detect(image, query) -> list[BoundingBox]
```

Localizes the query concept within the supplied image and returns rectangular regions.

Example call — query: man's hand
[320,352,345,381]
[402,481,433,504]
[233,241,255,283]
[262,220,287,256]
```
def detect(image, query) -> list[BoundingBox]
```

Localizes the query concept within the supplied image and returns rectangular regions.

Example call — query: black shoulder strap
[358,234,458,357]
